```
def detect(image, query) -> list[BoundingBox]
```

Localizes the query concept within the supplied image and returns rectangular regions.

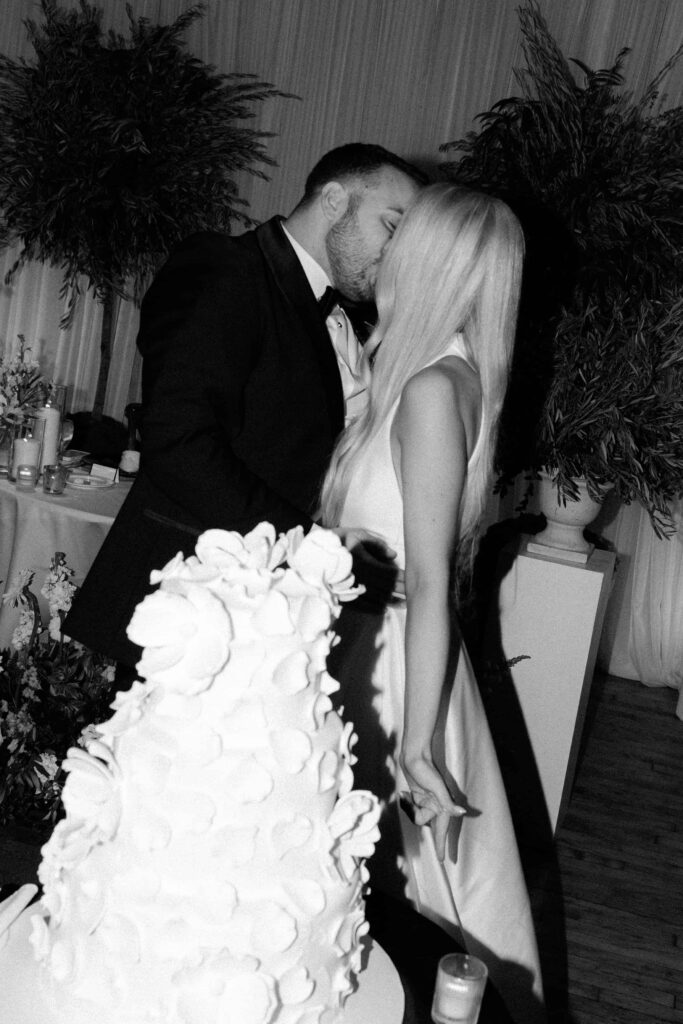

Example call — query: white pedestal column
[495,541,616,833]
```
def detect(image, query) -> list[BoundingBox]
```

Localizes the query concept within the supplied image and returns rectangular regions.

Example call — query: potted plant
[0,0,290,417]
[441,0,683,539]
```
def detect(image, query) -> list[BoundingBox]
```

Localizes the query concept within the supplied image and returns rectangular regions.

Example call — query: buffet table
[0,475,131,647]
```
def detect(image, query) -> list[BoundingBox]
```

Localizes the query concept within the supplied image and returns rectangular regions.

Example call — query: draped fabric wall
[1,0,682,701]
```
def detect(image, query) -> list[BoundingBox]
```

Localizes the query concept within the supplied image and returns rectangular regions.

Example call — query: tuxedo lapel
[255,218,345,436]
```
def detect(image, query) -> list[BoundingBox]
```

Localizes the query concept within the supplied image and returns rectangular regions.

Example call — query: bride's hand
[399,750,466,861]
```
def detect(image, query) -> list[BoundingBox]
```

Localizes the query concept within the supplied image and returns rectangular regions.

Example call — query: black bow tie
[317,286,344,320]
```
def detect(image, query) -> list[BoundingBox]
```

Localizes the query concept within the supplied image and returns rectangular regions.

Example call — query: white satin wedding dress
[331,336,545,1024]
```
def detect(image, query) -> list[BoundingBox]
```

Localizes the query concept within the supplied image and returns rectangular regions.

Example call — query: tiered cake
[2,524,384,1024]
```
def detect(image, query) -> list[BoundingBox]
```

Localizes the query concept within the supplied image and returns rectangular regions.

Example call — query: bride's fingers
[432,811,453,862]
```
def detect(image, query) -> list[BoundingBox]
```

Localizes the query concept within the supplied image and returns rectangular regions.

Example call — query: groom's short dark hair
[303,143,427,199]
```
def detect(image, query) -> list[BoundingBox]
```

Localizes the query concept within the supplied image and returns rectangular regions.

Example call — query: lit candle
[431,954,487,1024]
[15,464,38,491]
[34,405,61,472]
[11,437,41,479]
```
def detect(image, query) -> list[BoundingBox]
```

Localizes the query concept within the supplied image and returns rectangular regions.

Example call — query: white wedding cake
[0,524,389,1024]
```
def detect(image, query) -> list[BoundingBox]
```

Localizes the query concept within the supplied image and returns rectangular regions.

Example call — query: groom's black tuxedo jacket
[64,218,345,667]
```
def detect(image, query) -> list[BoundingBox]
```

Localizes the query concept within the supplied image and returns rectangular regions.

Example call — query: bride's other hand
[330,527,403,609]
[400,750,466,861]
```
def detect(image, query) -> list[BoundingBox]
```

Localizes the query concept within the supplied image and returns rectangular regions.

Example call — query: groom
[64,143,425,671]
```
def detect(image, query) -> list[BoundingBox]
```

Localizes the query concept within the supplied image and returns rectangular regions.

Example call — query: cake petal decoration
[287,525,362,602]
[28,911,50,961]
[150,550,219,587]
[209,825,257,866]
[220,969,278,1024]
[99,680,148,735]
[252,589,295,636]
[318,750,339,793]
[126,748,172,794]
[161,790,215,833]
[220,703,269,748]
[272,649,310,695]
[50,937,78,983]
[283,878,326,916]
[279,965,316,1004]
[251,901,297,954]
[128,584,232,694]
[339,721,359,767]
[155,691,202,720]
[112,866,161,903]
[197,522,287,575]
[270,728,313,774]
[311,693,333,728]
[327,791,381,882]
[129,809,172,850]
[97,911,142,962]
[271,814,314,858]
[61,745,122,837]
[294,594,334,641]
[225,755,274,803]
[319,670,340,695]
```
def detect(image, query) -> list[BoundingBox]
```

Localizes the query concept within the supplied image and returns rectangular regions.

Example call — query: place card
[90,463,119,483]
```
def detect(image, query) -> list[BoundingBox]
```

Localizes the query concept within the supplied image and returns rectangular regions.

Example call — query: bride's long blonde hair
[320,184,524,575]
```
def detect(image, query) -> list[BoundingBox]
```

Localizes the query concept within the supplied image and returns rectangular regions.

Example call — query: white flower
[2,569,34,608]
[48,614,62,642]
[101,662,116,683]
[287,526,361,601]
[78,723,102,748]
[127,580,232,694]
[35,751,59,782]
[10,608,34,650]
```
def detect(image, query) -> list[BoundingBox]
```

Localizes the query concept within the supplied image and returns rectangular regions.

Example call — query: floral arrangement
[0,335,51,419]
[0,552,116,833]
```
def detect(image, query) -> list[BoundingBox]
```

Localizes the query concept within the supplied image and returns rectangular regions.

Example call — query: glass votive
[9,416,44,480]
[431,953,488,1024]
[42,463,68,495]
[15,464,38,491]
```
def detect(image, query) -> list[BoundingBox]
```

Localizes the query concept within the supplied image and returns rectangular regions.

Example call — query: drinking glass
[431,953,488,1024]
[43,464,69,495]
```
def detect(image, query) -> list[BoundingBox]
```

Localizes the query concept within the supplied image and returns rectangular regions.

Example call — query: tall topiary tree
[441,0,683,535]
[0,1,291,416]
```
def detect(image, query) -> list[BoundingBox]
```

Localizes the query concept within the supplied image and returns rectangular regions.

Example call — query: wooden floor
[529,672,683,1024]
[1,672,682,1023]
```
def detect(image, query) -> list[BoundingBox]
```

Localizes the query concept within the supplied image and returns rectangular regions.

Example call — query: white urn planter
[527,471,606,563]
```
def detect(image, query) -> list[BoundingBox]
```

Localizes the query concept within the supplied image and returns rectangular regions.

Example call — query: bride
[321,184,545,1024]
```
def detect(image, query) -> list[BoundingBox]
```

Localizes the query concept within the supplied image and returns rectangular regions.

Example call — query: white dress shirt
[281,224,367,426]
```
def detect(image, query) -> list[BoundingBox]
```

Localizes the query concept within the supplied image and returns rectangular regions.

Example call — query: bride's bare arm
[394,361,474,857]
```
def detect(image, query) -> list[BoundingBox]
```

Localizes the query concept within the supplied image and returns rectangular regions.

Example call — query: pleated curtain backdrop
[2,0,681,417]
[1,0,682,705]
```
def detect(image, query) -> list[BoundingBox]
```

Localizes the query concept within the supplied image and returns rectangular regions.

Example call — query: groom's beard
[326,207,378,304]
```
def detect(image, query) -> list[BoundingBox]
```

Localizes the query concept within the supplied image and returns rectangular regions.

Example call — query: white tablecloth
[0,476,131,648]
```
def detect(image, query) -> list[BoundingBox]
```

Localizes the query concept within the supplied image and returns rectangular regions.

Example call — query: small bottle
[119,402,142,478]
